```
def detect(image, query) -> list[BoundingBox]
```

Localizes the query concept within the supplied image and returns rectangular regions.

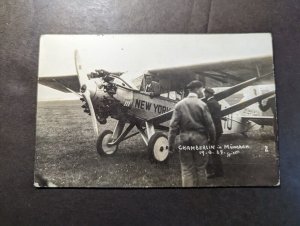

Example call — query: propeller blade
[83,91,99,136]
[74,49,89,87]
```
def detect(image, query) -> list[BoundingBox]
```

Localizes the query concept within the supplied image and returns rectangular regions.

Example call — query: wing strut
[148,72,274,125]
[220,91,275,117]
[214,71,273,101]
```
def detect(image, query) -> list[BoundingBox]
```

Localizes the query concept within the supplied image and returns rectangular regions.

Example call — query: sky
[38,34,273,101]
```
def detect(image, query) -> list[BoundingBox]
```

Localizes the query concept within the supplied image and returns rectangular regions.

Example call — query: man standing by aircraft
[204,87,224,178]
[141,72,161,97]
[168,81,216,187]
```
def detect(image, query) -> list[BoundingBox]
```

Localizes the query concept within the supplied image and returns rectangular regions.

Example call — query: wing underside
[39,75,80,93]
[148,55,274,92]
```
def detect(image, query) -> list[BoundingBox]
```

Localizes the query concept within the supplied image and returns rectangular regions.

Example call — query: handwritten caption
[177,144,252,158]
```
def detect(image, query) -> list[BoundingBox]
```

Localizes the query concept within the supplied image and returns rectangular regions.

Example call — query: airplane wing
[147,110,173,126]
[241,116,274,126]
[39,75,80,93]
[148,55,273,92]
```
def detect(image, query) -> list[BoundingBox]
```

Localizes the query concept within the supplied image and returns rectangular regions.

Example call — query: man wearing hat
[204,87,224,178]
[141,72,161,98]
[168,80,216,187]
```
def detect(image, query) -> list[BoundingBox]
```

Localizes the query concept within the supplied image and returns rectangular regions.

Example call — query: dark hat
[204,87,215,94]
[186,80,203,89]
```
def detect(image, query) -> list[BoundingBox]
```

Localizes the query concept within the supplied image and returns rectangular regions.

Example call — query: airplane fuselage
[89,77,274,135]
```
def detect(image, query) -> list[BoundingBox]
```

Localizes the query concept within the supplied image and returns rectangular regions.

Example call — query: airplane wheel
[148,132,169,163]
[97,130,118,156]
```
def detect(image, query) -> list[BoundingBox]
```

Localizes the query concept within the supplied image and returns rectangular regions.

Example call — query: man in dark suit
[204,87,224,178]
[141,72,161,98]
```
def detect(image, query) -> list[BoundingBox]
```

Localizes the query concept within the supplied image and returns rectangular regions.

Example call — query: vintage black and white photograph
[35,34,279,187]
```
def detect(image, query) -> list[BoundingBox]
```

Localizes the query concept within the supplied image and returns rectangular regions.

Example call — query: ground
[35,100,279,187]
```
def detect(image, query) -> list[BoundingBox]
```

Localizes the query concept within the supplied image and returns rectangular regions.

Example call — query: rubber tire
[147,132,169,163]
[97,130,118,156]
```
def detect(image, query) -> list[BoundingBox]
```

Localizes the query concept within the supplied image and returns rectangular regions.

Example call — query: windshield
[120,70,146,90]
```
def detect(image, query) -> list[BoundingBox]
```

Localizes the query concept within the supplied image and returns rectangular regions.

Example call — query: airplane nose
[80,84,87,93]
[81,80,97,99]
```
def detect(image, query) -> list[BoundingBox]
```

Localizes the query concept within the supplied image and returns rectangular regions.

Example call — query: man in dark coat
[168,81,216,187]
[204,87,224,178]
[141,72,161,98]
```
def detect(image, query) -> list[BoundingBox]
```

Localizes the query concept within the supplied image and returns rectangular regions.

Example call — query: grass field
[35,100,279,187]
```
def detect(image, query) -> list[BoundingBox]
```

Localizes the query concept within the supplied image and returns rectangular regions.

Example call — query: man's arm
[150,81,161,97]
[168,105,181,151]
[207,99,221,119]
[202,105,216,144]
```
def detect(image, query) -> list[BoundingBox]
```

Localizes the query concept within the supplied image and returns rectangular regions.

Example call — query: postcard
[35,34,279,187]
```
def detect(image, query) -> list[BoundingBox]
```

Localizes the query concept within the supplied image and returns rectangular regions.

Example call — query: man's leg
[194,150,209,186]
[179,150,196,187]
[206,134,223,178]
[210,154,223,176]
[206,155,214,175]
[212,134,223,176]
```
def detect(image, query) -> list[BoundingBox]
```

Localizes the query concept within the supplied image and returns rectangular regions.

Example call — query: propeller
[74,50,99,136]
[82,90,99,136]
[75,50,89,86]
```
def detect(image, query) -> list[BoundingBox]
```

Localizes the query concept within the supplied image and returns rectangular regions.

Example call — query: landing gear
[96,122,170,163]
[147,132,169,163]
[97,130,118,155]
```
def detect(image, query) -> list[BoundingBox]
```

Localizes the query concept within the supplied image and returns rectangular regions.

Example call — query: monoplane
[39,51,275,162]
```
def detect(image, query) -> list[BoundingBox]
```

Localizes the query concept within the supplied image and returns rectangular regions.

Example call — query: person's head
[186,80,204,98]
[145,72,153,85]
[204,87,215,98]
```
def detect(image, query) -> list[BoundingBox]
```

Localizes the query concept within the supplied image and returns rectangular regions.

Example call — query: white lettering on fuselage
[134,99,171,114]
